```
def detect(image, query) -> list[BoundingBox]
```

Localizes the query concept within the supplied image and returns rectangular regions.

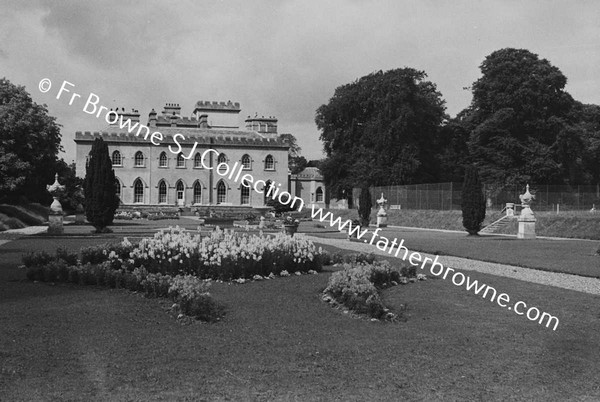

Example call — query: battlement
[194,100,241,112]
[108,107,140,125]
[245,114,278,134]
[74,130,289,148]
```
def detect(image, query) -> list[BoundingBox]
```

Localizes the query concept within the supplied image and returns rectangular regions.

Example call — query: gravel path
[304,235,600,296]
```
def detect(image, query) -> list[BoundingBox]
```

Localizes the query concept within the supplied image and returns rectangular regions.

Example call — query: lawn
[305,225,600,278]
[1,220,600,400]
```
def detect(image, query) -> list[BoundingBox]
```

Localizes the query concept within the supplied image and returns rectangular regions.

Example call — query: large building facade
[75,101,290,208]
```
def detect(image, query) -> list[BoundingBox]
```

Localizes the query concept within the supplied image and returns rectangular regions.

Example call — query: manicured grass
[326,208,600,240]
[1,223,600,400]
[307,227,600,278]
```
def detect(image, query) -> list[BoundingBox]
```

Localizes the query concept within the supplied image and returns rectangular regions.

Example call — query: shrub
[461,165,486,235]
[84,137,119,232]
[56,247,78,266]
[323,260,418,320]
[358,187,372,227]
[22,250,54,268]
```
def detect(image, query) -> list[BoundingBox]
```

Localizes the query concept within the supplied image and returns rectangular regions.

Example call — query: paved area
[304,234,600,296]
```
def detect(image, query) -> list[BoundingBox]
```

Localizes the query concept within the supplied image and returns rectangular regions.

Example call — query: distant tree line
[316,48,600,202]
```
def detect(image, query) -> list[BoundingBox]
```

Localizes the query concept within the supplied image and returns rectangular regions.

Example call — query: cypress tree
[358,186,372,227]
[461,165,486,235]
[84,137,118,233]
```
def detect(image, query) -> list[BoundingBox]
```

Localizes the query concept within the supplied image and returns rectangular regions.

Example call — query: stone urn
[46,173,66,234]
[517,184,536,239]
[376,192,388,228]
[283,224,298,237]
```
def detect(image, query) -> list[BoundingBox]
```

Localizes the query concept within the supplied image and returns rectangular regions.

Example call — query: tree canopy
[459,48,585,187]
[315,68,446,199]
[0,77,63,201]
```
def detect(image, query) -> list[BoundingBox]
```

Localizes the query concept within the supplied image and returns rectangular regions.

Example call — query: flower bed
[21,227,323,321]
[22,250,223,321]
[110,226,323,279]
[323,259,426,321]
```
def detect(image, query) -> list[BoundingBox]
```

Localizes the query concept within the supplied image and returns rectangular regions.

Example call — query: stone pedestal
[48,212,64,235]
[376,207,388,228]
[517,206,536,239]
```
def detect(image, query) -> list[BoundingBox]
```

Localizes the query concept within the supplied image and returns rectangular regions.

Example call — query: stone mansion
[74,100,329,210]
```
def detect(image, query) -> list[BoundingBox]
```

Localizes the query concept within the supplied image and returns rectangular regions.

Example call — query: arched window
[241,184,250,205]
[193,181,202,204]
[264,154,274,170]
[176,180,185,205]
[115,178,121,198]
[158,180,167,203]
[133,179,144,203]
[241,154,251,170]
[112,150,122,166]
[218,153,227,164]
[134,151,145,167]
[316,187,324,202]
[217,181,227,204]
[194,152,202,168]
[159,152,168,167]
[176,153,185,168]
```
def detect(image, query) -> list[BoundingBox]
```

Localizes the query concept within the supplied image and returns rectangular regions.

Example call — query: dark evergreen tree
[461,166,486,235]
[84,137,118,233]
[358,187,372,227]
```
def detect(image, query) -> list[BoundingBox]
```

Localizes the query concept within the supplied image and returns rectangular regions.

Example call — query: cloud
[1,0,599,162]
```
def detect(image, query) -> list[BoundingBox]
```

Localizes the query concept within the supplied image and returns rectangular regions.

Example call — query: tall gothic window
[115,178,121,198]
[194,152,202,168]
[177,153,185,168]
[241,182,250,205]
[193,181,202,204]
[133,179,144,203]
[217,181,226,204]
[158,180,167,203]
[264,154,274,170]
[112,150,122,166]
[159,152,168,167]
[134,151,145,167]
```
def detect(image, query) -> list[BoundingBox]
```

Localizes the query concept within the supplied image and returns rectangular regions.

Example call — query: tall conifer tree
[358,187,372,227]
[84,138,118,233]
[461,165,486,235]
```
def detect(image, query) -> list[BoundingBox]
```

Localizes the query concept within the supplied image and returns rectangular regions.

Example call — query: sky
[1,0,599,164]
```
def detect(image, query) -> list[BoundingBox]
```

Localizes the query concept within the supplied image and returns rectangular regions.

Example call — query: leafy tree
[55,160,85,213]
[0,77,62,202]
[84,138,119,233]
[358,187,372,227]
[315,68,446,200]
[281,133,308,174]
[461,48,579,186]
[461,166,486,235]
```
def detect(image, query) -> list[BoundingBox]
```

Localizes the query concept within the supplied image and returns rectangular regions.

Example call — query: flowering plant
[283,215,300,227]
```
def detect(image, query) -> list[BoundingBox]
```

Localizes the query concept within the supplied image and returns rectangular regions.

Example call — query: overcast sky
[1,0,599,163]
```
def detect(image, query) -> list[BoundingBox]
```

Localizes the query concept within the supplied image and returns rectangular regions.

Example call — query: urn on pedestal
[46,173,65,234]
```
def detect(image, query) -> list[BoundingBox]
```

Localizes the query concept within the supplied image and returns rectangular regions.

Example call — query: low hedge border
[21,249,224,322]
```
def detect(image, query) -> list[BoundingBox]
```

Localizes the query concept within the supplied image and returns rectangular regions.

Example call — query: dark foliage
[315,68,446,199]
[358,187,372,227]
[84,138,119,232]
[0,77,63,203]
[461,165,486,235]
